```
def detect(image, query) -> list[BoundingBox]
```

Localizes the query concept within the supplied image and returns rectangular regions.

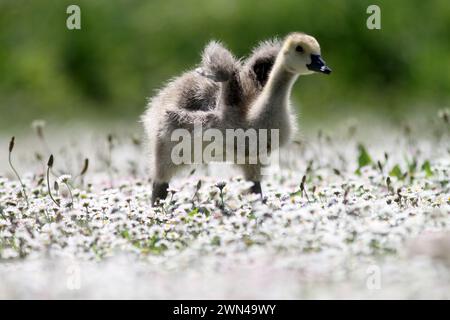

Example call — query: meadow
[0,113,448,298]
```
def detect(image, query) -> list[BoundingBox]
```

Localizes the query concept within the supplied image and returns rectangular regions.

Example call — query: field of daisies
[0,112,449,299]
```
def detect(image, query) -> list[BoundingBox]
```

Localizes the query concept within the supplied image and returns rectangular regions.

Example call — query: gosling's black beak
[307,54,332,74]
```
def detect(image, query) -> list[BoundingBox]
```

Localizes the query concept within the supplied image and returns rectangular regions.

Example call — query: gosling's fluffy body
[142,32,328,204]
[142,40,282,182]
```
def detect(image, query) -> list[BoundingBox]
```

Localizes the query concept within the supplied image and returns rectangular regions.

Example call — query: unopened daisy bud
[333,168,341,176]
[80,158,89,176]
[9,137,14,153]
[377,160,383,172]
[47,155,54,167]
[300,175,307,190]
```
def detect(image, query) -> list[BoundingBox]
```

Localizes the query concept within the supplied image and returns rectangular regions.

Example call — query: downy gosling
[142,32,331,205]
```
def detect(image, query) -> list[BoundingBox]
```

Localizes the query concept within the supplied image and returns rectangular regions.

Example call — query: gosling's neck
[263,58,298,107]
[250,57,298,123]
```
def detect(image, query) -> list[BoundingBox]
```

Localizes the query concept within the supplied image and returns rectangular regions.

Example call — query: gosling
[142,32,331,205]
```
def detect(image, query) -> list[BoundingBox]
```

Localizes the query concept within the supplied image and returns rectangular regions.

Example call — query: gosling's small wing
[245,38,282,87]
[196,40,239,82]
[196,41,246,108]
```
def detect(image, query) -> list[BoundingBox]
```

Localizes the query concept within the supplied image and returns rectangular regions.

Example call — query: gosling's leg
[151,182,169,206]
[240,164,263,196]
[250,181,262,194]
[151,140,178,206]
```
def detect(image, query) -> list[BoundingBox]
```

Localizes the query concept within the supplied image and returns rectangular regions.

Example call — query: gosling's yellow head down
[280,32,331,75]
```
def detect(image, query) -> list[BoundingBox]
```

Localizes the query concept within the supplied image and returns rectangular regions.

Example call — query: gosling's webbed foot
[250,181,262,196]
[151,182,169,206]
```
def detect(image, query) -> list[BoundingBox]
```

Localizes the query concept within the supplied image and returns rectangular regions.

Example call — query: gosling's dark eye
[295,45,304,53]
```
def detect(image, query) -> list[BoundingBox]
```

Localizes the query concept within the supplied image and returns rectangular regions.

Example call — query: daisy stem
[8,138,29,208]
[64,182,74,208]
[47,165,60,208]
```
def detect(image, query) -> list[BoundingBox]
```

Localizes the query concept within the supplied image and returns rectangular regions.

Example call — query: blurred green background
[0,0,449,129]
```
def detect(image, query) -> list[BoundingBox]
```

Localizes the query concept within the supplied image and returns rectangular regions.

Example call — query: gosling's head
[280,32,331,75]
